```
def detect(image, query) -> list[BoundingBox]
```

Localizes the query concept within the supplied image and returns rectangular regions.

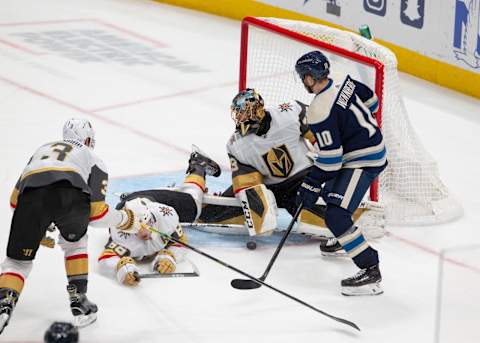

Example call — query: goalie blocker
[237,184,277,236]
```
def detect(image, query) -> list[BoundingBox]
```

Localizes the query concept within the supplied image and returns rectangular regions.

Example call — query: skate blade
[0,313,10,334]
[73,312,97,328]
[320,250,348,257]
[341,282,383,296]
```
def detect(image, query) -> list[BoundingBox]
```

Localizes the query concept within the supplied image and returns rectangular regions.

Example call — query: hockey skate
[187,145,221,177]
[341,264,383,296]
[0,288,19,335]
[67,285,98,328]
[319,237,346,257]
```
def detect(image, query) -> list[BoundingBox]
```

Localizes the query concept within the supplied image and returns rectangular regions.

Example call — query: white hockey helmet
[119,197,153,234]
[120,198,179,236]
[63,118,96,149]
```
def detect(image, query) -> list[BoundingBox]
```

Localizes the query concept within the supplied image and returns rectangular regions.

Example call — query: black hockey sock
[187,165,206,178]
[352,247,379,270]
[68,278,87,294]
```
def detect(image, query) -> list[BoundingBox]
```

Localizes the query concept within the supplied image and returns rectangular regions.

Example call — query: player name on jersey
[336,79,356,109]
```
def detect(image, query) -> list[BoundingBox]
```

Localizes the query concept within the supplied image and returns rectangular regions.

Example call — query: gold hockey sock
[65,253,88,293]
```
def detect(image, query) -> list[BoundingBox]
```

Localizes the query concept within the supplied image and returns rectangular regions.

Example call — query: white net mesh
[241,17,462,225]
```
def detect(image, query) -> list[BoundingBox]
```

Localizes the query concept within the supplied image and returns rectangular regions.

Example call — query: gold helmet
[231,88,266,136]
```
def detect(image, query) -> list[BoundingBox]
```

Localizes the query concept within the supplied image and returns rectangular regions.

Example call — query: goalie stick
[142,222,360,331]
[230,203,303,290]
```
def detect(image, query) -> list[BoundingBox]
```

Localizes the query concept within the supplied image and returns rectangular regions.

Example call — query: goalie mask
[63,118,96,149]
[231,88,266,136]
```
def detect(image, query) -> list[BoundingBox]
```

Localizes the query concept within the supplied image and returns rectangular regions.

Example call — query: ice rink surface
[0,0,479,342]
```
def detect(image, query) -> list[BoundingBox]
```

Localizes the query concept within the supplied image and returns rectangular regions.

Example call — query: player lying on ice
[98,147,221,286]
[196,88,384,253]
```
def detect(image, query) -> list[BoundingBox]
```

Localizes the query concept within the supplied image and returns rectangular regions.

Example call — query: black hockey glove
[296,175,322,209]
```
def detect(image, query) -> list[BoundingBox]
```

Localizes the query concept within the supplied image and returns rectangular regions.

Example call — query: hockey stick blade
[139,271,199,279]
[139,259,200,279]
[231,278,262,289]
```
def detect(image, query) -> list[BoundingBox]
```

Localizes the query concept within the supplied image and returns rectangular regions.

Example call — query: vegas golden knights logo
[262,144,294,178]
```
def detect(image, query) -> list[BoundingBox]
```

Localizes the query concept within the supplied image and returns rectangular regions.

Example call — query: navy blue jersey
[307,75,386,182]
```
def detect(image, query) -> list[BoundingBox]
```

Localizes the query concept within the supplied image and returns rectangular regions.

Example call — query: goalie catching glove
[116,257,140,286]
[237,184,278,236]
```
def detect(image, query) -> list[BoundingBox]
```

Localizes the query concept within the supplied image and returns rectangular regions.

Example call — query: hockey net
[239,17,462,226]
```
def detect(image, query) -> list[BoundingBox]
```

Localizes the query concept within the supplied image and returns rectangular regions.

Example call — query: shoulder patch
[158,206,174,217]
[278,102,293,112]
[116,232,132,241]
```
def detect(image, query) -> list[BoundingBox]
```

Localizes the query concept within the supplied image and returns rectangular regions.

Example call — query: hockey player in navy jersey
[295,50,387,296]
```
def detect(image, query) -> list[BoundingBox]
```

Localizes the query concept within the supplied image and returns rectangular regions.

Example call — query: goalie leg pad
[238,184,277,236]
[353,208,386,240]
[297,205,385,241]
[297,208,335,238]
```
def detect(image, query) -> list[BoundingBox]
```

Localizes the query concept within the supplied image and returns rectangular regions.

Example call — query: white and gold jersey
[108,203,182,259]
[227,100,314,192]
[10,139,109,220]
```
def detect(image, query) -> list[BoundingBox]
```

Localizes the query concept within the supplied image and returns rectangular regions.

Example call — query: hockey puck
[246,241,257,250]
